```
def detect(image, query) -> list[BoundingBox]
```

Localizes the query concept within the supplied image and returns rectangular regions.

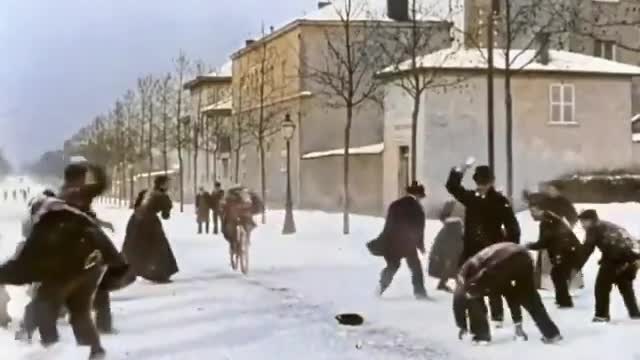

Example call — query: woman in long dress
[428,200,464,292]
[122,176,177,283]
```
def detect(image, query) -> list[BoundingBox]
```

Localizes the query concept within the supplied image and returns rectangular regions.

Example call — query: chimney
[318,1,331,9]
[245,39,255,47]
[388,0,409,21]
[536,32,551,65]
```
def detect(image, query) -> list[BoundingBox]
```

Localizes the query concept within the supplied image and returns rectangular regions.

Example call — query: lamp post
[282,113,296,235]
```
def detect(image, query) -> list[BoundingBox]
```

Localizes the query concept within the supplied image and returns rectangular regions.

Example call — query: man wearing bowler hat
[374,181,428,299]
[446,160,521,327]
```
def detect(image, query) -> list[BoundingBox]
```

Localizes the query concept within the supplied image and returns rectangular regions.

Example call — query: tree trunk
[259,139,266,224]
[176,84,184,212]
[410,84,421,183]
[204,116,210,182]
[343,105,352,235]
[234,148,241,183]
[505,72,514,199]
[147,99,154,184]
[193,91,202,198]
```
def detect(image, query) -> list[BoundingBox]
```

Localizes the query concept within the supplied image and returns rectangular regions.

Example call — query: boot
[592,316,610,323]
[514,323,528,341]
[541,334,563,344]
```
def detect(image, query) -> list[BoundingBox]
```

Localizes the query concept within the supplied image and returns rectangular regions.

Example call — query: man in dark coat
[446,163,521,325]
[525,186,581,290]
[376,181,428,299]
[525,195,581,308]
[577,209,640,322]
[2,163,126,359]
[454,242,562,344]
[210,182,224,235]
[195,187,211,234]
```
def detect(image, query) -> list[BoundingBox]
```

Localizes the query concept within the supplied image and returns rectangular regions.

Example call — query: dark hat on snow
[154,175,170,188]
[472,166,494,184]
[406,181,426,198]
[578,209,599,221]
[335,313,364,326]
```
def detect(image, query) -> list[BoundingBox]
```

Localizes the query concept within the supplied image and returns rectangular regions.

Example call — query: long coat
[373,196,425,259]
[428,219,464,280]
[121,189,178,282]
[195,192,211,221]
[445,168,521,263]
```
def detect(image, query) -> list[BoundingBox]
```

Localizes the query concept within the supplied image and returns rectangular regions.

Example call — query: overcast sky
[0,0,318,165]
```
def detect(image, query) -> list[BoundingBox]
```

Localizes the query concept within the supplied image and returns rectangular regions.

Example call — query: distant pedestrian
[368,181,428,300]
[210,182,224,235]
[196,187,211,234]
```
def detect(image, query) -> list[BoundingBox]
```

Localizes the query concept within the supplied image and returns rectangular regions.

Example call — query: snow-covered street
[0,185,639,359]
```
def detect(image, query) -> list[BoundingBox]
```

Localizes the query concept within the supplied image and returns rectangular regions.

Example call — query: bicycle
[229,222,250,275]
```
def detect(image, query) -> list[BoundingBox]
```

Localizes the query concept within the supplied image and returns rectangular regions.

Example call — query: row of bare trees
[64,51,233,212]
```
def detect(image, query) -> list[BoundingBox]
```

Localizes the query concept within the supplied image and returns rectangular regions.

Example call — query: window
[594,40,617,61]
[549,84,576,124]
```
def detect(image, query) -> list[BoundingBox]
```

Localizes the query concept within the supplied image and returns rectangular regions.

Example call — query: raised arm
[445,168,472,205]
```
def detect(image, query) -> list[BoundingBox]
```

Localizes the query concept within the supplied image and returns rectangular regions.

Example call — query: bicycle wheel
[239,227,250,275]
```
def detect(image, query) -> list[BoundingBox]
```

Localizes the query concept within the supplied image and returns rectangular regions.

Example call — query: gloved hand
[514,323,528,341]
[458,328,468,340]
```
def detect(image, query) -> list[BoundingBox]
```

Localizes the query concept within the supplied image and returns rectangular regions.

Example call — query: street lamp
[282,113,296,235]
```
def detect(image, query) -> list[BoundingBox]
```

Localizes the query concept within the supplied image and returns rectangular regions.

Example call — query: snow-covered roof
[380,48,640,76]
[302,143,384,159]
[632,114,640,123]
[300,0,461,23]
[633,133,640,143]
[69,156,87,163]
[234,0,463,58]
[202,97,232,114]
[133,168,178,180]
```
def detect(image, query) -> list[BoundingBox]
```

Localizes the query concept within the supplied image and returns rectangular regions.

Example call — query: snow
[632,114,640,123]
[380,48,640,76]
[0,176,639,359]
[633,133,640,143]
[302,143,384,159]
[299,0,460,23]
[133,168,177,180]
[69,156,87,163]
[201,97,232,113]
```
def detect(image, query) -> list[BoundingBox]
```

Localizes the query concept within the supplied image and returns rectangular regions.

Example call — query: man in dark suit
[525,194,581,308]
[195,187,211,234]
[210,182,224,235]
[376,181,428,300]
[577,209,640,322]
[454,243,562,344]
[446,162,521,326]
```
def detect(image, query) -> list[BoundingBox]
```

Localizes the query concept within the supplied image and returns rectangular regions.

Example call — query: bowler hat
[406,181,426,198]
[335,313,364,326]
[472,166,494,185]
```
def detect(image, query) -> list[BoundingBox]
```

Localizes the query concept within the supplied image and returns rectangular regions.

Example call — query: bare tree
[173,50,190,212]
[137,75,155,187]
[191,61,209,199]
[380,0,457,183]
[157,73,173,174]
[460,0,567,199]
[306,0,383,235]
[231,76,253,183]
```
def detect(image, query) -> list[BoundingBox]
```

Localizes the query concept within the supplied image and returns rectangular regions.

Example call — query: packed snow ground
[0,179,638,359]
